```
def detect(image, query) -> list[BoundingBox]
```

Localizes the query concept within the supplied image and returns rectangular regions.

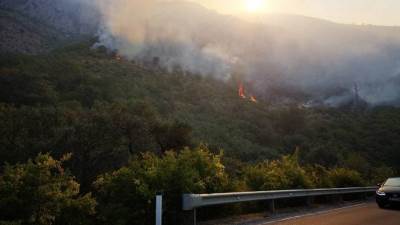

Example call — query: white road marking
[261,203,368,225]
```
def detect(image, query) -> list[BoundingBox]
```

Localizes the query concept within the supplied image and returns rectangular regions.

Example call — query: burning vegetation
[238,83,246,99]
[238,83,258,103]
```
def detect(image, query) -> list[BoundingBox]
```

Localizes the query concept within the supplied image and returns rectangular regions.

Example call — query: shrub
[94,145,229,225]
[305,165,333,188]
[0,154,96,225]
[328,168,364,187]
[243,150,313,191]
[370,166,395,185]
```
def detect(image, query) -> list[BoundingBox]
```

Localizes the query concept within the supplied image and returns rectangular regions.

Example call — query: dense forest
[0,41,399,225]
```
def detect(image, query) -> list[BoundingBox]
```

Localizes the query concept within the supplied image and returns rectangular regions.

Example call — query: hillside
[0,0,98,35]
[2,0,400,106]
[0,9,67,54]
[91,1,400,106]
[0,0,399,192]
[1,41,399,173]
[0,0,98,54]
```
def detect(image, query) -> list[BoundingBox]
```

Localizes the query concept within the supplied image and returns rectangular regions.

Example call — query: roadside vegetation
[0,147,383,225]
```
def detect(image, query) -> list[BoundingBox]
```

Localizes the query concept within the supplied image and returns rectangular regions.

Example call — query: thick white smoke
[92,0,237,79]
[90,0,400,106]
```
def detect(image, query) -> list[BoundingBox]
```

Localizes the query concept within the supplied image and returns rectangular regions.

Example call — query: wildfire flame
[250,95,258,103]
[115,54,122,61]
[238,83,246,99]
[238,83,258,103]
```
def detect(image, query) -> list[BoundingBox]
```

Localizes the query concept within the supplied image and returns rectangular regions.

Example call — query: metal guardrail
[183,187,376,210]
[181,187,376,225]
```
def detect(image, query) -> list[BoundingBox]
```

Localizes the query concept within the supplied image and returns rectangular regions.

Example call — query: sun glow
[245,0,266,13]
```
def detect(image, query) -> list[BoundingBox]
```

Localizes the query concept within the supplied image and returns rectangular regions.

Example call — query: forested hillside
[1,40,399,172]
[0,0,97,54]
[0,41,399,225]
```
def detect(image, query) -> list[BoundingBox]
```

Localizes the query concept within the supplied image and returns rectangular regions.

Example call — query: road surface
[265,203,399,225]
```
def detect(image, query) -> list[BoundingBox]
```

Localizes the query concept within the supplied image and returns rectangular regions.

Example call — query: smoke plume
[91,0,400,106]
[92,0,237,80]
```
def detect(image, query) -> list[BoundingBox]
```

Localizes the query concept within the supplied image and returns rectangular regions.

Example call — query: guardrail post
[306,196,314,206]
[155,193,162,225]
[362,192,367,200]
[182,209,196,225]
[328,194,343,204]
[182,194,197,225]
[268,200,276,214]
[338,195,343,204]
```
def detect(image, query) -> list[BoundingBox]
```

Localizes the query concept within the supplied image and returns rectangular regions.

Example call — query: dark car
[376,177,400,208]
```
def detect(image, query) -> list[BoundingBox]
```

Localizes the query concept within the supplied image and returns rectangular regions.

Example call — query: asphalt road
[265,203,400,225]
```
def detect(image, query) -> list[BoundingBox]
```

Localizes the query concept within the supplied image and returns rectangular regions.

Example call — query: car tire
[377,202,386,208]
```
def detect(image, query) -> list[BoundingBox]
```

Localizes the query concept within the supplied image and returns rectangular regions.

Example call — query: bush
[370,166,395,185]
[305,165,333,188]
[94,145,229,225]
[243,150,313,191]
[328,168,364,187]
[0,154,96,225]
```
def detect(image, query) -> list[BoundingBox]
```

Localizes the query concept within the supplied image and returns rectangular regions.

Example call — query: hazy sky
[189,0,400,26]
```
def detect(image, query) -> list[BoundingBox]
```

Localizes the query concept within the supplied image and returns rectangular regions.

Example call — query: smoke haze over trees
[91,0,400,106]
[2,0,400,106]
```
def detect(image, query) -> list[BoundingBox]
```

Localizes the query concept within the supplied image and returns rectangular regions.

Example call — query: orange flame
[250,95,258,103]
[238,83,246,99]
[239,83,258,103]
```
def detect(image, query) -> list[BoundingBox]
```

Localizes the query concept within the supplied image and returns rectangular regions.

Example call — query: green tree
[94,145,229,225]
[0,153,96,225]
[328,168,364,187]
[0,66,56,105]
[343,152,370,174]
[305,165,333,188]
[153,120,193,153]
[106,101,159,154]
[243,150,313,191]
[370,166,395,185]
[273,106,306,135]
[0,104,63,166]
